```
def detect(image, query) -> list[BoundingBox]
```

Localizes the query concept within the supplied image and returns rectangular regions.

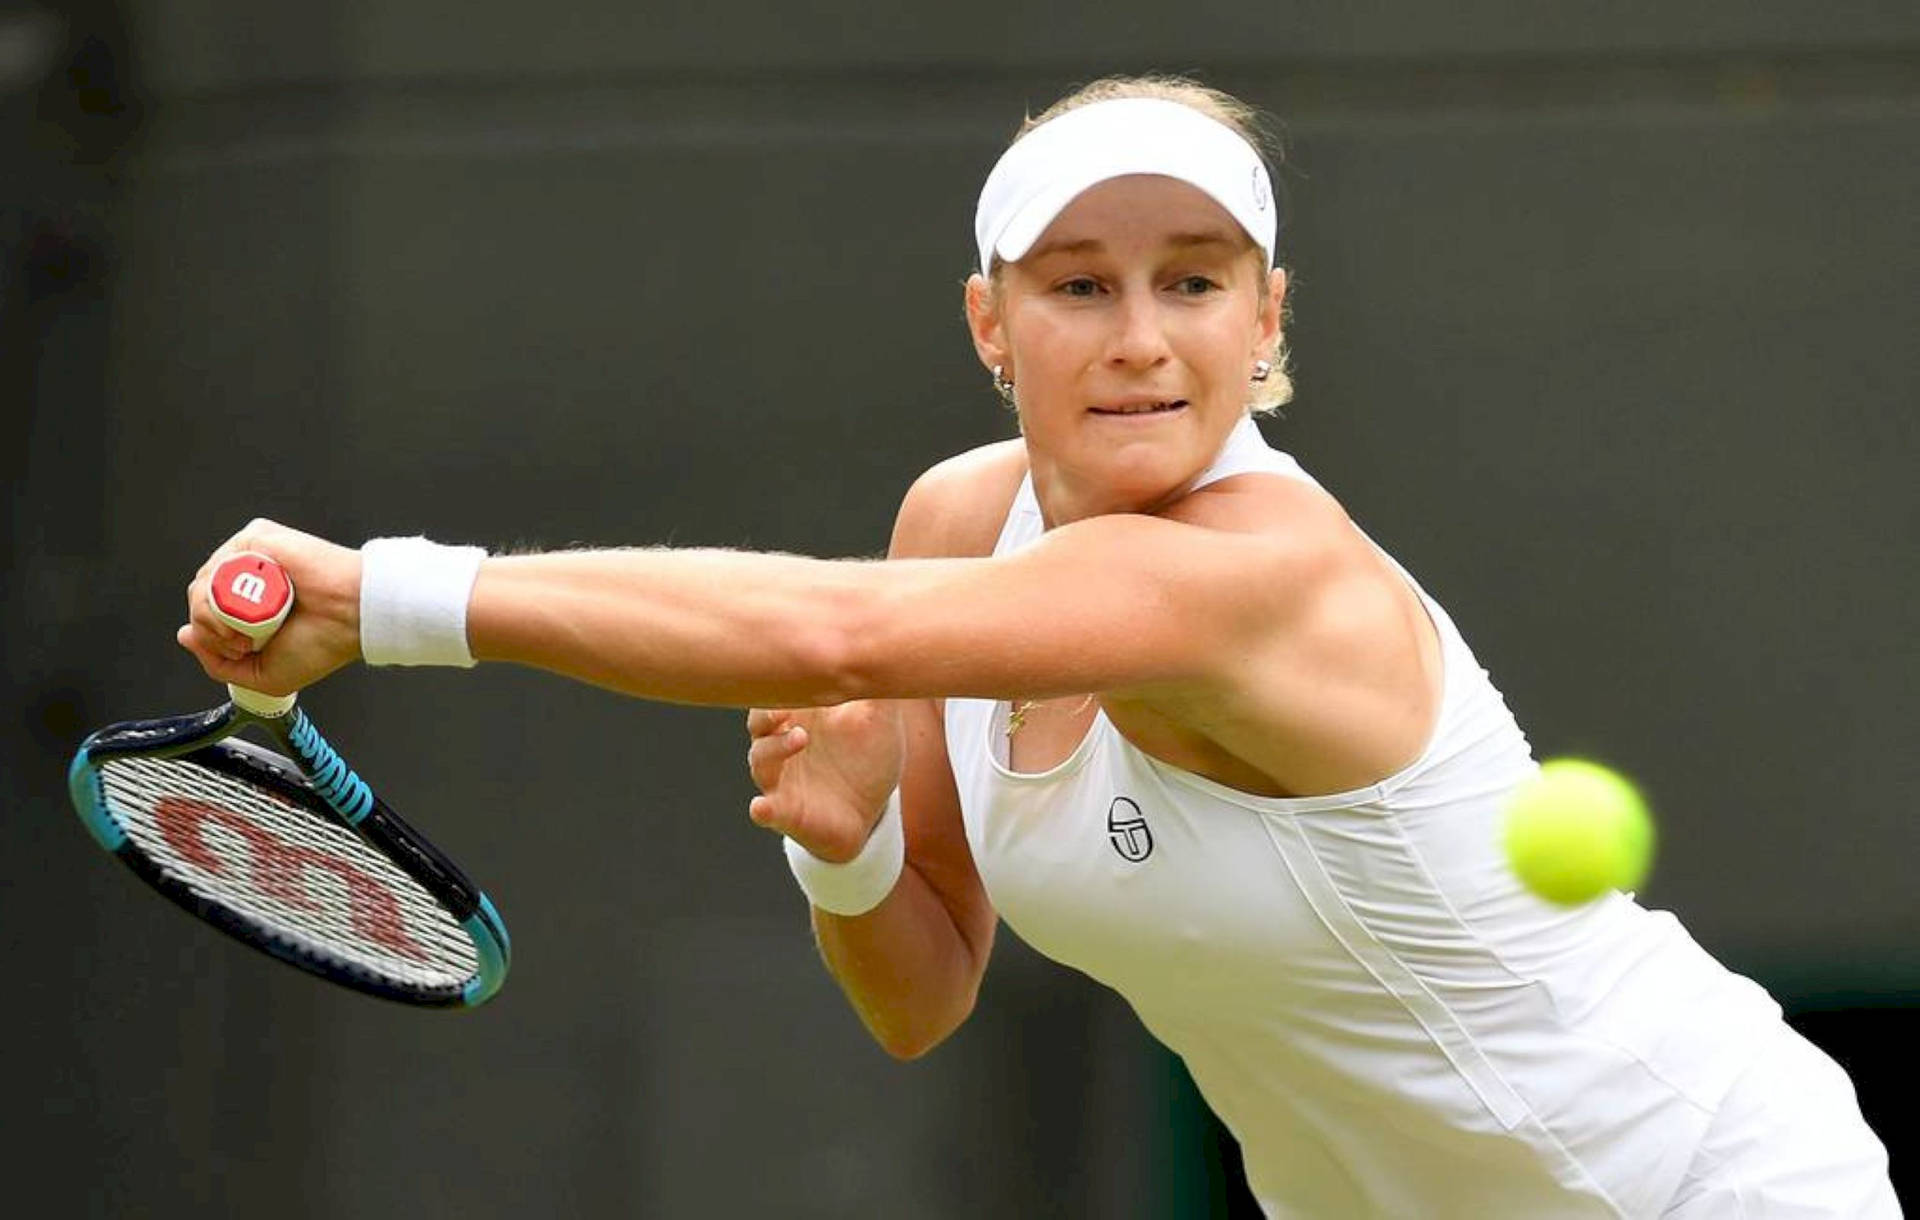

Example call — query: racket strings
[99,755,479,990]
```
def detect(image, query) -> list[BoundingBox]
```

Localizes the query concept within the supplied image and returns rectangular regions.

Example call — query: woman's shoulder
[888,439,1028,560]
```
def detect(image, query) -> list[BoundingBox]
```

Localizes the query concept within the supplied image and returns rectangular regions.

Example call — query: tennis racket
[66,551,510,1008]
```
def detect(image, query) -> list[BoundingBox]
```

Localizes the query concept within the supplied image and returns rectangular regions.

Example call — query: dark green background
[5,2,1914,1214]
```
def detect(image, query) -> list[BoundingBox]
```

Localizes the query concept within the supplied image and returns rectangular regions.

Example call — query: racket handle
[208,551,298,717]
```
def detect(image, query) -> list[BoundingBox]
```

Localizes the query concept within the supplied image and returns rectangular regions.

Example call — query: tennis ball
[1502,758,1655,906]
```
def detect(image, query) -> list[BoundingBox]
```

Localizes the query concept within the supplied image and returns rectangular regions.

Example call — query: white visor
[974,97,1276,274]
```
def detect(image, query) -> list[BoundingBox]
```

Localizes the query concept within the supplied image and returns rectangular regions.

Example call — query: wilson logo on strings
[153,795,428,962]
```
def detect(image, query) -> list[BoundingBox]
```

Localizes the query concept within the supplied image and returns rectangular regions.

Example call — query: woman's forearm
[467,548,885,708]
[810,861,992,1060]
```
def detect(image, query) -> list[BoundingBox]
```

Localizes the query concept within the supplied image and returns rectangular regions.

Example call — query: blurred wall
[5,2,1915,1215]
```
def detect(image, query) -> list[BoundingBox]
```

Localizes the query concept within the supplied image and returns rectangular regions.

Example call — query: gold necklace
[1007,694,1096,737]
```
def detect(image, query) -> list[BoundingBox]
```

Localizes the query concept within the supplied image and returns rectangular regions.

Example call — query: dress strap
[1188,416,1320,493]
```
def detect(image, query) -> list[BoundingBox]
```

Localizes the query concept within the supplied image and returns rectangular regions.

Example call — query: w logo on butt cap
[210,554,292,625]
[1107,797,1154,863]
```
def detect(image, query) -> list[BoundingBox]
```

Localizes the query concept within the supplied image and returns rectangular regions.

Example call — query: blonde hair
[1001,75,1295,413]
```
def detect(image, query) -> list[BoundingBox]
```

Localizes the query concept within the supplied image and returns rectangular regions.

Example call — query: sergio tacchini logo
[1107,797,1153,863]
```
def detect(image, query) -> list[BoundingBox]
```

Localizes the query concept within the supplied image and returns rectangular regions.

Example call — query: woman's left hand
[745,700,905,863]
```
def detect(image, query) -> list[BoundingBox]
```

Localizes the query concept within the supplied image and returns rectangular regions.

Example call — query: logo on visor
[1107,797,1154,864]
[1251,166,1270,212]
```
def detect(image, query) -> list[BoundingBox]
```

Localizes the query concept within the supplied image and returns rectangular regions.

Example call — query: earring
[991,365,1017,408]
[1251,360,1273,383]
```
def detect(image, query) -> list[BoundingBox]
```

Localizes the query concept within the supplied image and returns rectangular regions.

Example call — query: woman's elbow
[869,995,976,1062]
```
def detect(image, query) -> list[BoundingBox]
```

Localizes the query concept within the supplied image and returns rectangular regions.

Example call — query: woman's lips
[1089,399,1188,416]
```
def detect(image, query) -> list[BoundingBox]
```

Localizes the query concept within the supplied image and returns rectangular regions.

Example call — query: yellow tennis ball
[1502,758,1655,905]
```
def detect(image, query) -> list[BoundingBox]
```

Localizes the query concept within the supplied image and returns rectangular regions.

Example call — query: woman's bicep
[865,512,1322,702]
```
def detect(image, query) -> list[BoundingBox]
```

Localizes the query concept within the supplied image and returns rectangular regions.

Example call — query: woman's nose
[1106,294,1173,367]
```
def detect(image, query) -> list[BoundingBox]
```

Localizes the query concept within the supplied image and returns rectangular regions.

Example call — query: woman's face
[968,174,1285,524]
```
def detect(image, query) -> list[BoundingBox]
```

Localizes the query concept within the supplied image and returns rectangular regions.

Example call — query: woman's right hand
[176,517,364,696]
[746,700,905,862]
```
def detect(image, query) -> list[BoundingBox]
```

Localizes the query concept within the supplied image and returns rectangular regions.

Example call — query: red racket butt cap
[211,553,294,629]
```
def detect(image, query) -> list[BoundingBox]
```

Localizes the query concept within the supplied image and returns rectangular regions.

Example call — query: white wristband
[358,536,487,667]
[783,790,905,916]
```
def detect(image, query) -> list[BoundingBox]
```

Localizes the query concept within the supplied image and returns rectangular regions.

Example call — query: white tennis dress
[943,419,1888,1218]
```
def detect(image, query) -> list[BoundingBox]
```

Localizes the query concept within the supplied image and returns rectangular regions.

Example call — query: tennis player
[180,76,1897,1218]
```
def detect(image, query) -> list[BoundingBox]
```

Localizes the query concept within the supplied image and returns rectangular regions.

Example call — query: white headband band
[974,97,1277,274]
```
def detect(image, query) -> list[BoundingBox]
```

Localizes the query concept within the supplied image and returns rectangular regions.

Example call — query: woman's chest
[1007,694,1297,797]
[945,699,1346,1001]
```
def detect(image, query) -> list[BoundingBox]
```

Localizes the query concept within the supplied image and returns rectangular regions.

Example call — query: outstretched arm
[179,507,1305,710]
[179,459,1433,803]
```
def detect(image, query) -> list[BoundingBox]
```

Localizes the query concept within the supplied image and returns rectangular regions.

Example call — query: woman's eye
[1173,275,1218,295]
[1057,278,1102,297]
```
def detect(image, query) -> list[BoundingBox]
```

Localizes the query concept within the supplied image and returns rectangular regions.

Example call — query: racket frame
[69,699,510,1008]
